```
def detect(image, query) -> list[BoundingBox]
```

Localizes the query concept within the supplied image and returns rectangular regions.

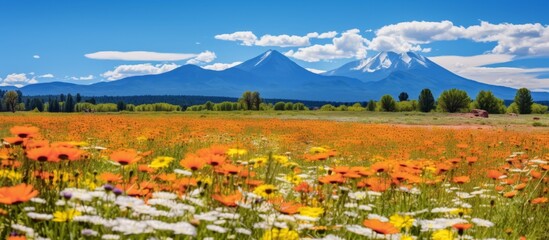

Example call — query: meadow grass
[0,112,547,240]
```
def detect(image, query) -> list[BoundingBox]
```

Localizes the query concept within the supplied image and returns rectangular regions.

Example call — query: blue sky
[1,0,549,90]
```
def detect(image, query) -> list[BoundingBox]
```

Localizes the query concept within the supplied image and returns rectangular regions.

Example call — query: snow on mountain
[324,51,432,82]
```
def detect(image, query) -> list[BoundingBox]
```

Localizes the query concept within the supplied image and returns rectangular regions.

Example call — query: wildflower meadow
[0,113,548,240]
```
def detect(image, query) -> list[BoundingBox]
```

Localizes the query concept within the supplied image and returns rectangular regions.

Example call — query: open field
[0,112,548,239]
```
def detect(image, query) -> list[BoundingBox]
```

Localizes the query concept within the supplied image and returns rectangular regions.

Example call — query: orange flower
[10,125,40,138]
[138,164,156,173]
[110,149,141,165]
[503,191,518,198]
[294,182,313,193]
[531,197,548,204]
[26,147,57,162]
[371,162,391,173]
[215,163,241,175]
[357,177,391,192]
[7,236,27,240]
[3,137,25,146]
[363,219,399,234]
[98,172,122,183]
[318,174,345,185]
[0,183,39,205]
[212,191,242,207]
[487,170,504,180]
[452,176,470,184]
[276,201,302,215]
[332,166,350,174]
[514,183,527,191]
[466,156,478,164]
[180,154,207,171]
[52,147,83,161]
[452,223,473,230]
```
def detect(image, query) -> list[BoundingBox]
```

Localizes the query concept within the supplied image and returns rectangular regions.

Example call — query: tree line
[2,88,548,114]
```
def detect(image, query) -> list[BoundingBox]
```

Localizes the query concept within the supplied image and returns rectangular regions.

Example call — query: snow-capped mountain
[2,50,548,101]
[324,51,434,82]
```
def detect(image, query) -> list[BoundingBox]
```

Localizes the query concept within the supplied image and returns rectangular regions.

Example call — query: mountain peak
[233,49,308,74]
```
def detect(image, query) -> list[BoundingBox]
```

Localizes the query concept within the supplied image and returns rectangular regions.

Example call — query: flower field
[0,113,548,240]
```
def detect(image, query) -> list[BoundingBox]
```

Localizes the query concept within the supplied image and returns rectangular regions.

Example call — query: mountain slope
[326,51,549,100]
[3,50,371,101]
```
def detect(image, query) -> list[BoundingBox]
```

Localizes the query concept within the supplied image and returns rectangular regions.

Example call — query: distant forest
[21,95,351,109]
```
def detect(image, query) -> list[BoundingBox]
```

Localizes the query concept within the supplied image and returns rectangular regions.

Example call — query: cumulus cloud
[431,53,549,90]
[186,51,217,65]
[101,63,180,81]
[255,34,310,47]
[285,29,368,62]
[215,31,258,46]
[366,20,549,56]
[33,55,40,59]
[201,62,242,71]
[317,31,338,39]
[464,21,549,56]
[38,73,54,78]
[215,30,338,47]
[0,73,38,87]
[85,51,201,61]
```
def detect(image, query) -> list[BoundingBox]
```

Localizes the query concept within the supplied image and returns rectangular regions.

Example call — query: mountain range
[2,50,548,101]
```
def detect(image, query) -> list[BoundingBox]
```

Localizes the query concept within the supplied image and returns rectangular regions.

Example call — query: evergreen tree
[514,88,533,114]
[60,94,66,102]
[251,91,261,110]
[398,92,409,101]
[76,93,82,103]
[366,100,376,111]
[65,94,75,112]
[117,101,126,111]
[418,88,435,112]
[25,98,31,111]
[379,95,396,112]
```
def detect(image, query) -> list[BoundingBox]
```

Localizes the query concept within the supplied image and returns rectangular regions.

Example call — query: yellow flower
[401,235,414,240]
[272,155,289,164]
[136,136,148,142]
[253,184,278,199]
[52,209,81,222]
[431,229,454,240]
[285,174,302,185]
[262,228,299,240]
[0,170,22,181]
[149,156,174,169]
[450,208,471,216]
[227,148,247,158]
[309,147,328,154]
[389,214,415,230]
[298,206,324,218]
[250,157,268,167]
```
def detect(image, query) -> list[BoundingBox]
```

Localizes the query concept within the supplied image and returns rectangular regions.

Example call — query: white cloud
[70,75,95,81]
[215,31,338,47]
[285,29,368,62]
[431,53,549,90]
[33,55,40,59]
[255,34,310,47]
[366,20,549,56]
[186,51,217,65]
[38,73,54,78]
[305,68,326,74]
[215,31,258,46]
[317,31,338,39]
[0,73,38,86]
[101,63,180,81]
[201,62,242,71]
[463,21,549,56]
[84,51,199,61]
